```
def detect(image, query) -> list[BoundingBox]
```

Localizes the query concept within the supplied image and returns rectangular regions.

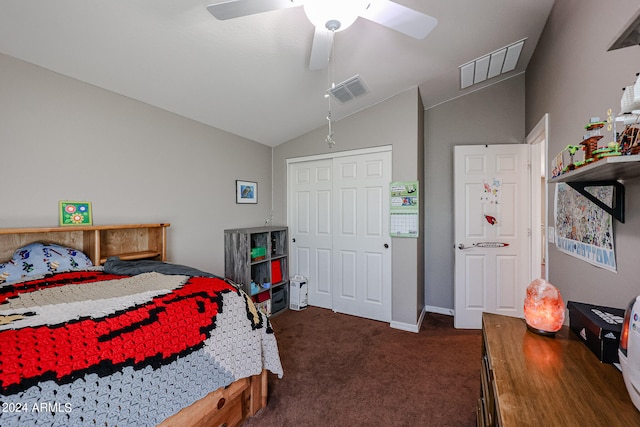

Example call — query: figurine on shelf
[580,136,600,162]
[592,141,622,159]
[551,151,564,178]
[630,126,640,155]
[552,114,618,177]
[585,120,606,133]
[578,117,608,165]
[618,118,640,155]
[565,145,581,171]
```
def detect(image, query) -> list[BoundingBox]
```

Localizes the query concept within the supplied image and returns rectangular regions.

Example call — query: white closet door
[332,151,392,322]
[288,149,392,322]
[289,159,334,309]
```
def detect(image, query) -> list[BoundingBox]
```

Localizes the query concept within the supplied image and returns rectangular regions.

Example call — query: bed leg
[261,369,268,408]
[248,370,268,416]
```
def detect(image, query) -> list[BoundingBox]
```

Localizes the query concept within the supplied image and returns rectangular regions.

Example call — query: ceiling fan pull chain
[325,28,336,148]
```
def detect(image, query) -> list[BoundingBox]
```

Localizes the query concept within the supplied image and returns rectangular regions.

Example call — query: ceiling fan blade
[309,27,334,70]
[206,0,298,20]
[360,0,438,39]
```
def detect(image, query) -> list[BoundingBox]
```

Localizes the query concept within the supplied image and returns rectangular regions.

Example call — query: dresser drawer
[476,398,485,427]
[480,354,496,426]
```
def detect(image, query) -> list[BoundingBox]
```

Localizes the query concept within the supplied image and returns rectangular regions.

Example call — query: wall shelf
[549,155,640,223]
[549,154,640,183]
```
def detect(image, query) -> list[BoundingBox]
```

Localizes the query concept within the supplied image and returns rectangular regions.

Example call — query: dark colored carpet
[244,307,483,427]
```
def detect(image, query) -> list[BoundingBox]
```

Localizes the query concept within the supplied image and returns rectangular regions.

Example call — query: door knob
[292,238,296,243]
[384,243,389,248]
[457,243,466,250]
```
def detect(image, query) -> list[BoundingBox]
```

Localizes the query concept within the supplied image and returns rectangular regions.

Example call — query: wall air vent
[328,75,369,104]
[459,38,526,90]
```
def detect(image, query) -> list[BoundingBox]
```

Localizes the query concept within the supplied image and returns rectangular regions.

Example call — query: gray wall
[526,0,640,309]
[423,74,526,311]
[272,88,425,326]
[7,0,639,319]
[0,53,273,276]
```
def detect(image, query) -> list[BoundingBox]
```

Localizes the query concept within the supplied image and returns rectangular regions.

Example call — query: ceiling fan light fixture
[303,0,368,31]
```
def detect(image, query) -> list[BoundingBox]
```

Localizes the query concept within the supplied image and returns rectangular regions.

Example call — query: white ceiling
[0,0,555,147]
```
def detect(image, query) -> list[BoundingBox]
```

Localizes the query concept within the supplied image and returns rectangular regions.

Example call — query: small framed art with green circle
[59,201,93,226]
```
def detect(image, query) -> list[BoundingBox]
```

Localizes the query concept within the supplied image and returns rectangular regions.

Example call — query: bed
[0,224,283,427]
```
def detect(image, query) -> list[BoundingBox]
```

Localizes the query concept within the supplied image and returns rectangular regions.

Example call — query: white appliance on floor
[289,275,308,311]
[620,295,640,411]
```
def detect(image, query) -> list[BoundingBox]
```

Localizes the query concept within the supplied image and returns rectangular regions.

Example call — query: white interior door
[289,159,333,309]
[454,144,531,329]
[332,152,392,322]
[288,149,392,322]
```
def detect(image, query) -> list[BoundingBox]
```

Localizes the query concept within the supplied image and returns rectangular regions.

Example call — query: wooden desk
[479,312,640,426]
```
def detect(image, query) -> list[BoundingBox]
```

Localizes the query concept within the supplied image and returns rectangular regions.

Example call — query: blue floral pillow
[0,243,93,284]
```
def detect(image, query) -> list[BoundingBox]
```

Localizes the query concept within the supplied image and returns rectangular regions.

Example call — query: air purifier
[289,275,308,311]
[619,295,640,411]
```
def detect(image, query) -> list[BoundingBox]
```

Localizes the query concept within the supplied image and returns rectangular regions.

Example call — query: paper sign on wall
[390,181,419,237]
[480,178,501,204]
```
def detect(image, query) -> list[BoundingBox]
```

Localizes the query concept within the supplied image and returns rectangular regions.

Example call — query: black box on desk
[567,301,625,364]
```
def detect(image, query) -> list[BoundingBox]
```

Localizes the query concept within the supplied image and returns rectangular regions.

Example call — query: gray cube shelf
[224,226,288,316]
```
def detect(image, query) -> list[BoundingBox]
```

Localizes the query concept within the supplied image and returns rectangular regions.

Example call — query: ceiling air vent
[328,75,369,104]
[459,38,526,90]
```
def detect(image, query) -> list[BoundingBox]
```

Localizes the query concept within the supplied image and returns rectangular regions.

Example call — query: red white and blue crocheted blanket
[0,269,283,426]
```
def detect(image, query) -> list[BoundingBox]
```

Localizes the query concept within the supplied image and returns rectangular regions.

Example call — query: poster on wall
[554,183,616,272]
[390,181,419,237]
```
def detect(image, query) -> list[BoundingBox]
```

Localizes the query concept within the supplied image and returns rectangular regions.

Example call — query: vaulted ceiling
[0,0,555,146]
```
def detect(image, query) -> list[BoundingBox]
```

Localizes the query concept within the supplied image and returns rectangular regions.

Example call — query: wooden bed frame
[160,371,267,427]
[0,224,268,427]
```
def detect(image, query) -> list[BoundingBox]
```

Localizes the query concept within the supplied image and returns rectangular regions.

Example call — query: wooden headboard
[0,223,170,266]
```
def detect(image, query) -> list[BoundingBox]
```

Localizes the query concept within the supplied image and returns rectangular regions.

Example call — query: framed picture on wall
[59,201,93,226]
[236,180,258,204]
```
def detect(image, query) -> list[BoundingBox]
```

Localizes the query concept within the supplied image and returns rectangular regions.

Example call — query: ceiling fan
[206,0,438,70]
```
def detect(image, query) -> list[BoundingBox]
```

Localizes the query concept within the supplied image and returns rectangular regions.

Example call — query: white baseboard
[425,305,454,316]
[390,306,455,331]
[390,306,427,333]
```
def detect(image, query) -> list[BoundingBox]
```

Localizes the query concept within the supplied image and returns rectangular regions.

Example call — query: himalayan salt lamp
[523,279,565,336]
